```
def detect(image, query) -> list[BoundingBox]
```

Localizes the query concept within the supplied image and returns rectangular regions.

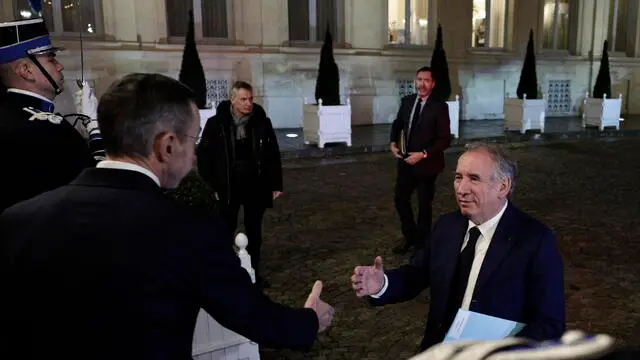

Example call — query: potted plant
[302,26,352,148]
[504,29,546,133]
[583,40,622,130]
[430,24,460,138]
[178,9,215,137]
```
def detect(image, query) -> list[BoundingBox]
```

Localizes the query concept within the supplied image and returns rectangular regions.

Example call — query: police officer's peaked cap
[0,18,64,64]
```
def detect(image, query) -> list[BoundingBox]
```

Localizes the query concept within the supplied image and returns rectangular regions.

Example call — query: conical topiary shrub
[592,40,612,99]
[172,9,215,214]
[314,25,340,106]
[178,9,208,109]
[516,29,539,99]
[430,24,452,101]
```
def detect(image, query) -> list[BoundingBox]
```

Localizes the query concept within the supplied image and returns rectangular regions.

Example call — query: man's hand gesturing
[304,280,334,333]
[351,256,385,297]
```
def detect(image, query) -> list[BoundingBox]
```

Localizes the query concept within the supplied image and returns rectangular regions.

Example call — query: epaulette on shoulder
[22,107,63,125]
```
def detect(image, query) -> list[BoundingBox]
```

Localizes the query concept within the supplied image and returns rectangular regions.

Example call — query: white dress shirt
[372,201,509,310]
[96,160,160,187]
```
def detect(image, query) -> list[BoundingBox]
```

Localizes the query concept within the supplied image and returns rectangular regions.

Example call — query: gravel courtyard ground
[231,138,640,360]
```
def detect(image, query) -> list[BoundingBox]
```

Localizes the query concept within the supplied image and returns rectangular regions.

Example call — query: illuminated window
[388,0,432,46]
[13,0,102,35]
[543,0,570,50]
[472,0,509,48]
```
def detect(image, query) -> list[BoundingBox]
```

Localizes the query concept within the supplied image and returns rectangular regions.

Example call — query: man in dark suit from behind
[351,142,565,353]
[1,73,333,360]
[389,66,451,254]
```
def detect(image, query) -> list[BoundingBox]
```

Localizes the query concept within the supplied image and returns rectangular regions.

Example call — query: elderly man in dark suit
[1,73,333,360]
[351,142,565,353]
[389,66,451,254]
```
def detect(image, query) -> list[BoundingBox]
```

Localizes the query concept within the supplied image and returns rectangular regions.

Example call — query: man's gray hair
[230,81,253,100]
[464,142,518,194]
[0,59,27,87]
[97,73,197,158]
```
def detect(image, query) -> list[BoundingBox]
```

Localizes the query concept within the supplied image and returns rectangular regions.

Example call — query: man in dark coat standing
[0,18,96,213]
[389,66,451,254]
[197,80,283,288]
[1,73,333,360]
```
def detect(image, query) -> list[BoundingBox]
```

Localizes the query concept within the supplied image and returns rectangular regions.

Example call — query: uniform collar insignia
[22,107,63,125]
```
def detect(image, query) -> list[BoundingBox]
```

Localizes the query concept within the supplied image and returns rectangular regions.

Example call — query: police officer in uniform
[0,18,97,212]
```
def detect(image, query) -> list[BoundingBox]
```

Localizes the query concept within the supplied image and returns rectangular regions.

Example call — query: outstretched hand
[304,280,334,333]
[351,256,385,297]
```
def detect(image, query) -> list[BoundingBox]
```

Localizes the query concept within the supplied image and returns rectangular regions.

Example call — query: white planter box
[199,108,216,138]
[583,93,622,130]
[192,234,260,360]
[447,95,461,139]
[503,96,546,134]
[302,98,352,148]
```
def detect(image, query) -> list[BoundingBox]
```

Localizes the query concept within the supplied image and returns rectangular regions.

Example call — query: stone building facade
[2,0,639,128]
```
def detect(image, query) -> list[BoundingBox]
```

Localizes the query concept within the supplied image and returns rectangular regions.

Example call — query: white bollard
[235,233,256,284]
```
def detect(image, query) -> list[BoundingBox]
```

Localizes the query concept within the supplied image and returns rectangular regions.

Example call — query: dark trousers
[394,163,438,249]
[221,175,267,278]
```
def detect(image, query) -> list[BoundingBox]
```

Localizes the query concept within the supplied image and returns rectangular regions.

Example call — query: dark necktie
[441,227,482,337]
[453,227,481,304]
[406,98,422,146]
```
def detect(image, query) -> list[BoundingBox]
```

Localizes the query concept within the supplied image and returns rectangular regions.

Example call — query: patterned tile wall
[206,79,229,107]
[397,79,415,97]
[547,80,571,114]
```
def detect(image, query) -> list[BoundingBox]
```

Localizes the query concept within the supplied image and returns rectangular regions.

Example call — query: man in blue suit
[351,142,565,351]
